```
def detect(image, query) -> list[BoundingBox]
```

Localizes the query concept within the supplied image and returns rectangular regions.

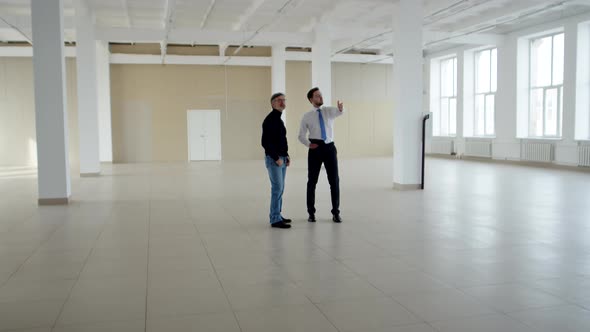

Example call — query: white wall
[576,21,590,141]
[0,58,80,170]
[96,41,113,162]
[425,12,590,166]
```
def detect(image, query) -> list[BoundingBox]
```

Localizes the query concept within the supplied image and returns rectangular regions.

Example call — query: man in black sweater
[261,92,292,229]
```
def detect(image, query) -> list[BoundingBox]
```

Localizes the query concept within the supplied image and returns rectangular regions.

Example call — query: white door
[187,110,221,161]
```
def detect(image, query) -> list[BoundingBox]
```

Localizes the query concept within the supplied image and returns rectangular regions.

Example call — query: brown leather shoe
[271,221,291,229]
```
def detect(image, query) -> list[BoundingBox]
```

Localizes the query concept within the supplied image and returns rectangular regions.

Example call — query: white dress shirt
[298,106,345,147]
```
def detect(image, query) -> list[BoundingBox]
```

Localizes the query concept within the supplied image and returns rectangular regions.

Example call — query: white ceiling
[0,0,589,55]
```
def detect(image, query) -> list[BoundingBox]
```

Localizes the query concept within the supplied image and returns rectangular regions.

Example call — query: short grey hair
[270,92,285,103]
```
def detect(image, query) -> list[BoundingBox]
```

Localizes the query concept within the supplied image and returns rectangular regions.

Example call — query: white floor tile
[0,159,589,332]
[235,304,338,332]
[316,297,421,332]
[433,314,540,332]
[147,312,240,332]
[508,305,590,332]
[0,300,63,331]
[393,289,497,322]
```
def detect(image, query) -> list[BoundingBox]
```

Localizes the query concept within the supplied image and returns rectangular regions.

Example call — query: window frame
[474,47,497,137]
[436,56,458,137]
[528,32,564,138]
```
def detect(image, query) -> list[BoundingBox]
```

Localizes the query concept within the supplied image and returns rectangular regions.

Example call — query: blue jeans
[265,155,287,224]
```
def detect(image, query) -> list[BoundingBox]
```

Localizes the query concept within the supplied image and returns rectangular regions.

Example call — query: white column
[96,40,113,162]
[272,44,287,122]
[75,0,101,175]
[575,23,590,140]
[392,0,423,190]
[555,22,580,165]
[562,23,577,143]
[493,37,521,160]
[463,50,475,138]
[31,0,71,204]
[455,52,465,156]
[312,23,332,106]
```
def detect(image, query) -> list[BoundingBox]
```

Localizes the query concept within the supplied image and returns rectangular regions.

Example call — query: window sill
[520,137,563,141]
[432,136,457,139]
[466,136,496,139]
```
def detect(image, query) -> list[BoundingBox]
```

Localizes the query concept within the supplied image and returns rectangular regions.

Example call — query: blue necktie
[317,109,327,141]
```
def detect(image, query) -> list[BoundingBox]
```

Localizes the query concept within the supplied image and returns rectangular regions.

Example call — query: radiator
[579,145,590,167]
[521,143,554,162]
[465,141,492,158]
[431,140,454,155]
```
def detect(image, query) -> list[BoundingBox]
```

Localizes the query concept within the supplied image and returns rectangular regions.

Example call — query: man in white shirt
[298,87,345,223]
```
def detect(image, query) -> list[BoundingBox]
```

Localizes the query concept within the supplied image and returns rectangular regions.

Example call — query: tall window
[475,48,497,136]
[434,57,457,136]
[530,33,564,137]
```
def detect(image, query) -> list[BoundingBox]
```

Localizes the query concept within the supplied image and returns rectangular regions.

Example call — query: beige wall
[0,57,79,171]
[285,61,313,159]
[332,62,394,158]
[286,61,394,159]
[110,64,271,162]
[0,58,393,167]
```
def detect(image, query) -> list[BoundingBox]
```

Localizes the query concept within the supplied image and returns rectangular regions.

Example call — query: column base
[38,197,70,205]
[80,172,100,177]
[393,183,421,191]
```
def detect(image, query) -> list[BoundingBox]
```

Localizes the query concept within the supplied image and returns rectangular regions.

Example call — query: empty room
[1,0,590,331]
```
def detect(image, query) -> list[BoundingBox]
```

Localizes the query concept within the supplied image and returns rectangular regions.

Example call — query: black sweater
[261,109,289,161]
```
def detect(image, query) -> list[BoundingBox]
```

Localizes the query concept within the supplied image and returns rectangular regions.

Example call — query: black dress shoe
[281,217,292,223]
[271,221,291,229]
[332,215,342,223]
[308,214,316,222]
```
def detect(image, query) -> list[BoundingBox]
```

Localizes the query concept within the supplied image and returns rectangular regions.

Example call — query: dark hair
[307,87,319,101]
[270,92,285,103]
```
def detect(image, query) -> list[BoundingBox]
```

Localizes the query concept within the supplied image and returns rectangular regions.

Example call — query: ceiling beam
[0,15,32,44]
[96,27,314,46]
[368,30,504,55]
[0,4,75,17]
[332,29,392,55]
[333,0,573,54]
[330,27,392,41]
[438,0,570,34]
[200,0,216,29]
[108,52,393,65]
[423,0,492,26]
[299,0,339,32]
[228,0,303,59]
[265,0,306,32]
[330,0,499,54]
[424,30,505,47]
[111,53,272,66]
[120,0,132,28]
[0,45,393,65]
[160,0,176,64]
[283,50,393,64]
[233,0,266,31]
[422,1,573,48]
[298,16,317,33]
[219,42,227,56]
[0,46,77,57]
[0,27,79,43]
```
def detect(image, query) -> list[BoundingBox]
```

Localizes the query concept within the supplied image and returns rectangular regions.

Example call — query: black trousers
[307,140,340,216]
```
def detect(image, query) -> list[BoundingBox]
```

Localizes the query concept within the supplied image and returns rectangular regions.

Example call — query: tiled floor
[0,158,589,331]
